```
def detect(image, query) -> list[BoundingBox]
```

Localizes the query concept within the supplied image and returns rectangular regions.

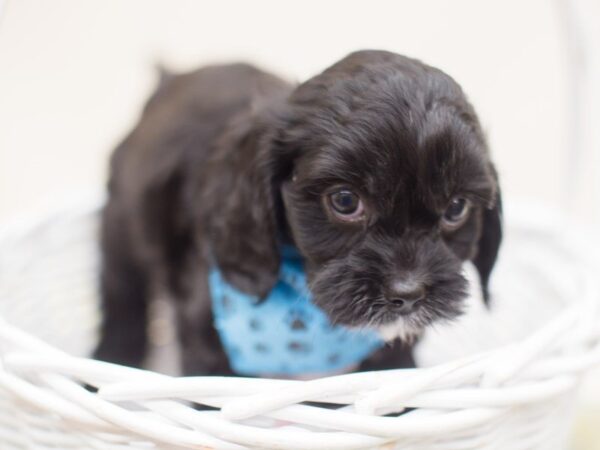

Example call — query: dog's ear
[473,187,503,304]
[201,110,287,300]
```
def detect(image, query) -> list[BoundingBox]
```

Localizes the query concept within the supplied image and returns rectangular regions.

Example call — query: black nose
[388,280,426,314]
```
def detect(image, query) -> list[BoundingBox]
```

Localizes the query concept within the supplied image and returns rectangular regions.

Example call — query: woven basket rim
[0,196,599,450]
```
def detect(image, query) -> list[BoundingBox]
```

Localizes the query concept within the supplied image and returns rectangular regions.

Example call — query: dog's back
[109,64,290,202]
[95,63,291,369]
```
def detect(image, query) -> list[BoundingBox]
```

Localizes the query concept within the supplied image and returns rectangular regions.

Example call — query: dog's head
[205,50,502,339]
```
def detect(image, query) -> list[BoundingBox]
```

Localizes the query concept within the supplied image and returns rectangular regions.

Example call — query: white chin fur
[376,263,480,343]
[377,318,421,342]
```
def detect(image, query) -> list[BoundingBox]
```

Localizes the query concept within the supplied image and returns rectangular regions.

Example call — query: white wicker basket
[0,199,599,450]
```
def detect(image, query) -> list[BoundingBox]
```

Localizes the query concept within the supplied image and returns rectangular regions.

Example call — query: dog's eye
[327,190,364,221]
[441,197,471,230]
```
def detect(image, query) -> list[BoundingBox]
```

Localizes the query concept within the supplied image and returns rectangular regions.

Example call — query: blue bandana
[209,247,385,377]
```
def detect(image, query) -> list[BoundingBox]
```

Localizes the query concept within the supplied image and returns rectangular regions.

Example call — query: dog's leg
[176,304,234,377]
[168,261,234,377]
[356,343,417,416]
[93,202,150,369]
[358,341,416,371]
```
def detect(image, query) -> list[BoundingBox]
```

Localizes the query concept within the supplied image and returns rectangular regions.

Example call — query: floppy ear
[201,111,284,300]
[473,189,503,304]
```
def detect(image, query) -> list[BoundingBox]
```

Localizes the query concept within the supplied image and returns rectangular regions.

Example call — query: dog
[94,50,502,377]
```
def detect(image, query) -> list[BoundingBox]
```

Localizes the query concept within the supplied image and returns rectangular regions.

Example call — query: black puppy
[94,50,502,376]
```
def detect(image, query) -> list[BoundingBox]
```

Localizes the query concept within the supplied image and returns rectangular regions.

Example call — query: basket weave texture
[0,200,599,450]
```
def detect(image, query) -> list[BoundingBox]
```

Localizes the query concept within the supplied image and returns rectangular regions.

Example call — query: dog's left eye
[327,190,365,221]
[441,197,471,230]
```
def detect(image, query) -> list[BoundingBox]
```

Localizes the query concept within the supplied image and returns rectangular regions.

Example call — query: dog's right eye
[441,197,471,231]
[327,190,364,221]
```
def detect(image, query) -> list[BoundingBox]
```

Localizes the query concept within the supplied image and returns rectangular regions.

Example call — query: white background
[0,0,592,221]
[0,1,599,447]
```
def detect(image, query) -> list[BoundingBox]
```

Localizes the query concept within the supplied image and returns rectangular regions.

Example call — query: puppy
[94,50,502,376]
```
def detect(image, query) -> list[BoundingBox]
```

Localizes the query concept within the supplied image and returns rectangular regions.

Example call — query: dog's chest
[208,248,385,377]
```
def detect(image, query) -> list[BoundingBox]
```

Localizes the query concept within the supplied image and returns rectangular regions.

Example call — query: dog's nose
[388,279,426,313]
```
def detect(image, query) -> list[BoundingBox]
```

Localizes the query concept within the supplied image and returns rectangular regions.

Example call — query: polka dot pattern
[209,246,385,376]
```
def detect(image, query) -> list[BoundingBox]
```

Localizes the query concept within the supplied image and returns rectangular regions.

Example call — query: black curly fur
[94,50,502,375]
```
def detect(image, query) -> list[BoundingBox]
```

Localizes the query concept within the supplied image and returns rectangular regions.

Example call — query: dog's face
[208,50,501,339]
